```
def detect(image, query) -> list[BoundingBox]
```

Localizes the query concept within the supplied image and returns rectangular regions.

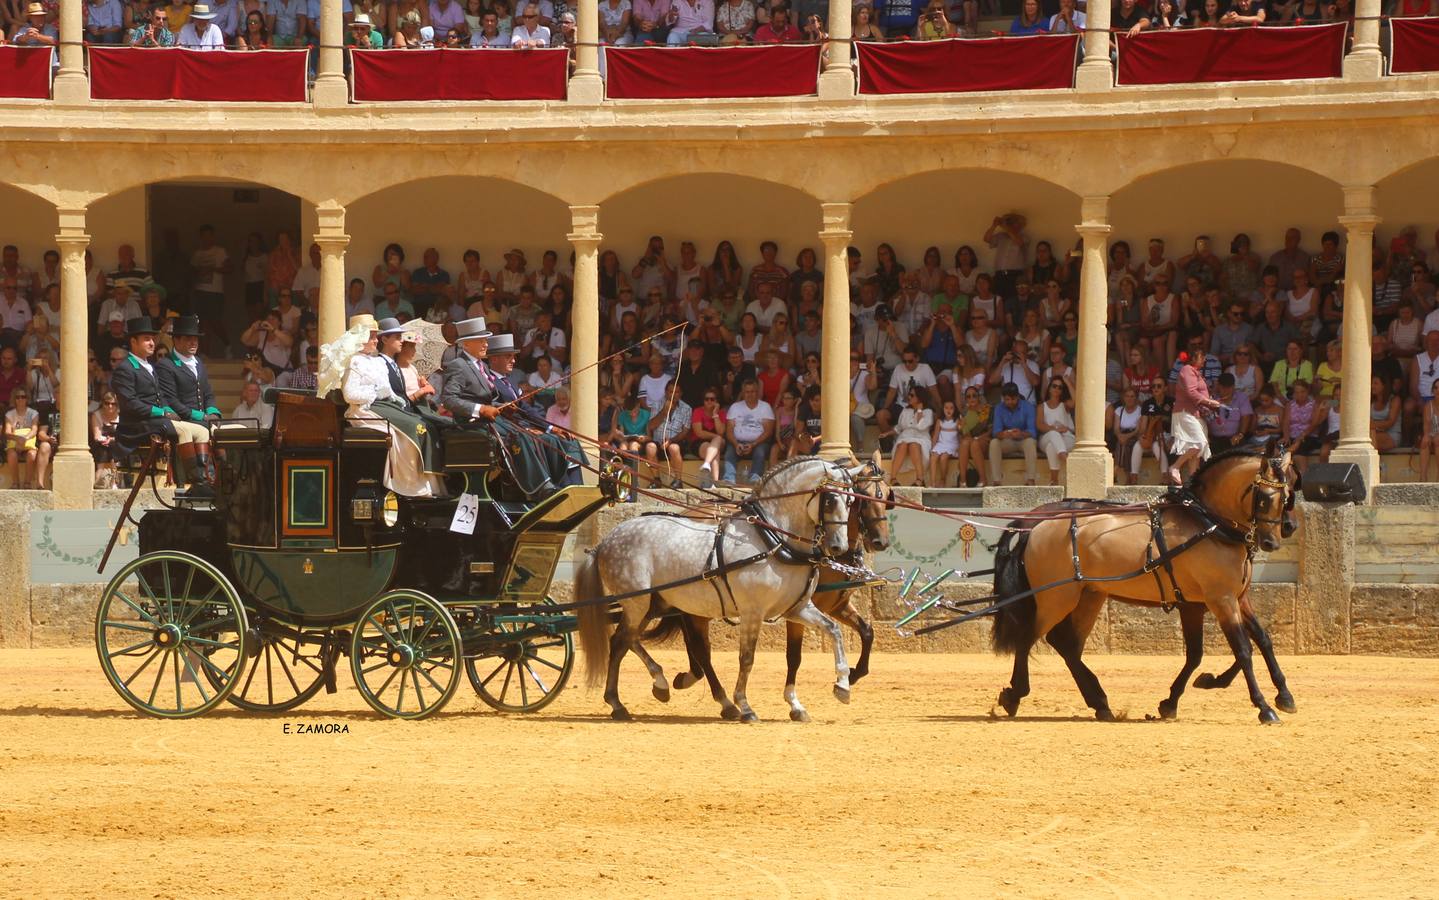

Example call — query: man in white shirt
[878,349,939,443]
[523,311,567,367]
[0,278,33,348]
[665,0,715,43]
[637,354,672,416]
[744,283,785,333]
[511,4,550,46]
[723,378,775,484]
[232,381,275,429]
[862,303,908,374]
[291,243,322,309]
[892,271,932,337]
[178,4,225,47]
[988,338,1041,403]
[85,0,126,44]
[95,285,142,331]
[1047,0,1084,33]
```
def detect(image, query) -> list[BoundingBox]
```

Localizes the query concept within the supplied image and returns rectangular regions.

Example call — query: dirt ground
[1,648,1436,899]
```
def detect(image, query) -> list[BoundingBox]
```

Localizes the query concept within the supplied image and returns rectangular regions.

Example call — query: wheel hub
[154,623,184,647]
[388,644,417,668]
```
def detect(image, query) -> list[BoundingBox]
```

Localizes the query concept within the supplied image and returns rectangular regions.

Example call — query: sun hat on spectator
[190,3,218,19]
[25,2,45,16]
[351,13,374,28]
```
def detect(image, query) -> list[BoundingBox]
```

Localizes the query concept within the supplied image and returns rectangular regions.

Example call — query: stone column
[1074,0,1112,92]
[1065,196,1113,498]
[1331,187,1381,497]
[568,206,602,477]
[817,0,855,100]
[819,202,854,461]
[315,205,350,347]
[570,0,604,105]
[52,0,88,105]
[312,0,349,108]
[52,208,94,508]
[1343,0,1383,80]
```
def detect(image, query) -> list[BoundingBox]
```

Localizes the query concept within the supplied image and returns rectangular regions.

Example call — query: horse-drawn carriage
[94,388,618,720]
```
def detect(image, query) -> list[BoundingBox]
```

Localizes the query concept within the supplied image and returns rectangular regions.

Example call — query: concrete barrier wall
[4,488,1438,655]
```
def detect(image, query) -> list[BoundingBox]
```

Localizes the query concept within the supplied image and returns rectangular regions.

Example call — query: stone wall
[6,491,1439,655]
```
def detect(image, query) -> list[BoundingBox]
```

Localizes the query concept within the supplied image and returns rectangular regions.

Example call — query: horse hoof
[720,705,742,721]
[1157,700,1178,720]
[740,711,759,724]
[673,672,699,690]
[1095,708,1116,722]
[997,688,1020,718]
[1192,672,1219,690]
[833,685,851,705]
[790,709,811,723]
[652,685,671,703]
[1259,708,1281,725]
[610,707,632,722]
[850,668,869,685]
[1276,692,1297,714]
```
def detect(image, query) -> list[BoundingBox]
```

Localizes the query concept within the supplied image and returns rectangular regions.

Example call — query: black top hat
[170,315,204,338]
[125,316,159,337]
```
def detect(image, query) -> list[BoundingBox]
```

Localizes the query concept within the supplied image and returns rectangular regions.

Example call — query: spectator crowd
[4,213,1439,492]
[3,0,1410,56]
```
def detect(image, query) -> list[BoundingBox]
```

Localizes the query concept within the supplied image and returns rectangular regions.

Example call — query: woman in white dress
[889,387,934,486]
[928,399,962,487]
[328,314,446,498]
[1036,377,1076,486]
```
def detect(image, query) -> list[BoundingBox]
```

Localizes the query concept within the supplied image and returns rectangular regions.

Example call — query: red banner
[89,48,309,101]
[604,44,821,99]
[857,35,1079,94]
[1390,17,1439,74]
[0,46,51,100]
[1116,23,1346,85]
[350,48,569,101]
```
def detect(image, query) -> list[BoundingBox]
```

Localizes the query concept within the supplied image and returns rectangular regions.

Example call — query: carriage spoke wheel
[350,590,461,720]
[94,551,248,719]
[464,598,574,714]
[208,624,329,713]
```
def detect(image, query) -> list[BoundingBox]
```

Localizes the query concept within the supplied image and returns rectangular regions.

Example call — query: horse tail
[991,523,1037,656]
[574,552,611,689]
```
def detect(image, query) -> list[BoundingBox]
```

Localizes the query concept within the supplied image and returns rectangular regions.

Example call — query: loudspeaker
[1300,462,1366,504]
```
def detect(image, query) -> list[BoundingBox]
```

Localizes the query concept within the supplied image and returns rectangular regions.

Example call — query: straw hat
[348,313,379,333]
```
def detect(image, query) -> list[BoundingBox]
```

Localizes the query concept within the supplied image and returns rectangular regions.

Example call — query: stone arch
[1111,159,1344,257]
[1376,158,1439,245]
[0,183,58,264]
[598,174,822,270]
[345,176,572,284]
[852,169,1083,273]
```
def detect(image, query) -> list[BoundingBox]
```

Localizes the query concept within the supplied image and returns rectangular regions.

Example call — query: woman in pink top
[1169,348,1223,485]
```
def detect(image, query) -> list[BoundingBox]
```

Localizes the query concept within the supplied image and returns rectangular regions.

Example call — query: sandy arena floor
[1,648,1436,898]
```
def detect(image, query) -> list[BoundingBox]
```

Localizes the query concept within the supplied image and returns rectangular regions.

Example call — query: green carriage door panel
[282,459,335,545]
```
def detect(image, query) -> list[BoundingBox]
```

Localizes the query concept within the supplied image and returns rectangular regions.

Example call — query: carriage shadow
[920,713,1163,724]
[0,705,382,721]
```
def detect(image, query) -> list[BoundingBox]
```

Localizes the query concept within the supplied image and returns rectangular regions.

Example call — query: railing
[2,19,1435,103]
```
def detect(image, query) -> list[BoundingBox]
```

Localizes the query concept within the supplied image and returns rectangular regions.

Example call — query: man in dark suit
[156,315,222,427]
[484,334,585,487]
[110,316,213,497]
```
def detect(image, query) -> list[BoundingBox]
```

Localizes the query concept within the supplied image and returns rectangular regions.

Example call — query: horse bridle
[1243,455,1292,546]
[851,464,895,547]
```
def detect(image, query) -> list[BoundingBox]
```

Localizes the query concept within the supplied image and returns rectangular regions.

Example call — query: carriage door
[281,457,336,551]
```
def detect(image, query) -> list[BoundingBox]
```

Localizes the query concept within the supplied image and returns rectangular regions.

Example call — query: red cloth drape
[604,45,821,99]
[1116,23,1347,85]
[857,35,1079,94]
[1390,17,1439,74]
[0,46,51,99]
[350,48,569,101]
[89,48,309,101]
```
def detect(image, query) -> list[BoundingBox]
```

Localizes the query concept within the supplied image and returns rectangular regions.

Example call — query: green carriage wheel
[206,625,329,713]
[94,551,249,719]
[464,598,574,714]
[350,590,461,720]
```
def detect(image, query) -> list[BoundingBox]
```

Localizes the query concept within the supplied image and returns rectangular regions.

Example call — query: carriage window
[282,459,335,538]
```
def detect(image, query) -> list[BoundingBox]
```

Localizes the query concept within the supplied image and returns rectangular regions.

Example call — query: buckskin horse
[989,441,1297,724]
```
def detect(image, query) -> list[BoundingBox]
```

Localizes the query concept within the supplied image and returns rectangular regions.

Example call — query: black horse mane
[1185,443,1272,494]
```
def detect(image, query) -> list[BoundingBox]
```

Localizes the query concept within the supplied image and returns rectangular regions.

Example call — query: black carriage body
[136,389,606,627]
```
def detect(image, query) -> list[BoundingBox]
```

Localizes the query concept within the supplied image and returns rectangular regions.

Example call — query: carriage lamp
[350,489,376,523]
[381,491,400,528]
[351,485,401,528]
